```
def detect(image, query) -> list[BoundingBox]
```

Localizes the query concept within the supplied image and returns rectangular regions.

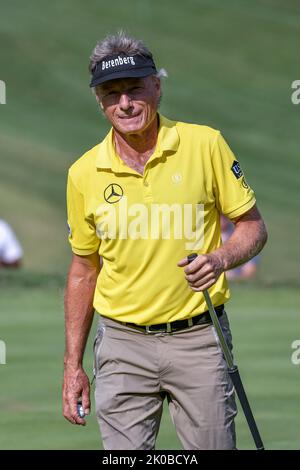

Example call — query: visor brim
[89,67,156,87]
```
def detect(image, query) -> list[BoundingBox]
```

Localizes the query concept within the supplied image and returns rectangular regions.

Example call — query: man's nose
[119,93,132,111]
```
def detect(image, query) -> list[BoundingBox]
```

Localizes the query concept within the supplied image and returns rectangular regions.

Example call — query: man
[63,31,268,450]
[0,219,23,268]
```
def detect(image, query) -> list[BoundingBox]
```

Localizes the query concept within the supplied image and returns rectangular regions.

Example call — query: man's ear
[95,94,104,110]
[153,75,161,92]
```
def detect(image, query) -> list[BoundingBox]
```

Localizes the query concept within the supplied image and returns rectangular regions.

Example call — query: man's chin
[115,119,145,135]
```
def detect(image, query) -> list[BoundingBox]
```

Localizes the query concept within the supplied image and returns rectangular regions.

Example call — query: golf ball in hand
[77,403,85,418]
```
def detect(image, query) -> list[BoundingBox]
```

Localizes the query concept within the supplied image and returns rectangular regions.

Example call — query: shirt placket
[142,166,153,203]
[142,149,163,203]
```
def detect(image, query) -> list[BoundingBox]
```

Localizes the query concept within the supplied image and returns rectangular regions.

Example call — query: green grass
[0,276,299,450]
[1,0,300,450]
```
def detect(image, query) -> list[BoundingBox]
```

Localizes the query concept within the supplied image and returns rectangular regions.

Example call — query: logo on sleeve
[231,160,243,179]
[241,177,249,189]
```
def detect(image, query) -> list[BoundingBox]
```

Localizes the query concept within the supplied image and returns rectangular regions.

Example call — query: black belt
[123,304,224,334]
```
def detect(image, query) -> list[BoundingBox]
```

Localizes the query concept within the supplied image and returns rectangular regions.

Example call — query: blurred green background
[0,0,299,450]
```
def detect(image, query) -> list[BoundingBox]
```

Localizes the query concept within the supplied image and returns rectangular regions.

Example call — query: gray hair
[89,30,168,79]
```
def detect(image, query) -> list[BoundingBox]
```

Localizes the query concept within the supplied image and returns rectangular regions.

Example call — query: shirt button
[144,181,149,187]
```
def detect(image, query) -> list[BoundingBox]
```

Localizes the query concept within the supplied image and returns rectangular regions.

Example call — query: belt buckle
[145,325,161,334]
[145,323,172,334]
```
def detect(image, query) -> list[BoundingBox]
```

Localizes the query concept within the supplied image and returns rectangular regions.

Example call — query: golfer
[63,31,268,450]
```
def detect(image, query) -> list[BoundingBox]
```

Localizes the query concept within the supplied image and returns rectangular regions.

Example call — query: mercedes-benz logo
[104,183,124,203]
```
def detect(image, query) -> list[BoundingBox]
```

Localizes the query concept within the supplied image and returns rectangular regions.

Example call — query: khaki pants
[94,312,237,450]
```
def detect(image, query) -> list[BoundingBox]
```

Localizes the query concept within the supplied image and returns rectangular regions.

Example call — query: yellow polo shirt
[67,114,255,325]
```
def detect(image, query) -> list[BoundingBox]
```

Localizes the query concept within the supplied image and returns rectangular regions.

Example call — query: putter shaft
[187,253,264,450]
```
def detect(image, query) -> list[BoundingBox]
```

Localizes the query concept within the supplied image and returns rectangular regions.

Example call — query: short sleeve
[66,171,100,255]
[211,133,256,219]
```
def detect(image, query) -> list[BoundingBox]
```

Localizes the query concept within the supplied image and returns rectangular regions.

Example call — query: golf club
[187,253,264,450]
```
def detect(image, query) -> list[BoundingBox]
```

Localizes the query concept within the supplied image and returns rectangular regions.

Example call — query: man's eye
[101,90,118,98]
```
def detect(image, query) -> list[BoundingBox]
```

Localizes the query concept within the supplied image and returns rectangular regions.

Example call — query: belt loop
[167,323,172,333]
[188,318,193,327]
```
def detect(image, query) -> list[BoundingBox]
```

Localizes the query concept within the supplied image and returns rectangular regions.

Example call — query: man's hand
[177,253,224,291]
[63,364,91,426]
[177,205,268,291]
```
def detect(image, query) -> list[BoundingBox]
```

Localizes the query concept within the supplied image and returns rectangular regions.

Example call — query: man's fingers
[62,368,91,426]
[69,399,86,425]
[187,272,215,288]
[82,388,91,415]
[177,255,206,273]
[190,278,216,291]
[184,255,207,274]
[185,265,211,283]
[178,253,221,291]
[63,389,87,426]
[63,402,79,425]
[177,257,189,267]
[177,256,200,269]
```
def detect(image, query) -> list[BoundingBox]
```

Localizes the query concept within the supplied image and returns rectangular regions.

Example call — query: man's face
[95,75,161,135]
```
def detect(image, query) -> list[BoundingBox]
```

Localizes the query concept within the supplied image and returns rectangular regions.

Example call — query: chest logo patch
[171,173,183,184]
[104,184,124,203]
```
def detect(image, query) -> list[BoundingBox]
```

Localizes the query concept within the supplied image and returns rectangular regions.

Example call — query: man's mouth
[118,113,141,119]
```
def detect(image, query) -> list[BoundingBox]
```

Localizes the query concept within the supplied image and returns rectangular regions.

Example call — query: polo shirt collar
[95,113,179,172]
[156,114,180,154]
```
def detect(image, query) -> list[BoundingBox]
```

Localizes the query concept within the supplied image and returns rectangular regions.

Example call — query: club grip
[187,253,198,263]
